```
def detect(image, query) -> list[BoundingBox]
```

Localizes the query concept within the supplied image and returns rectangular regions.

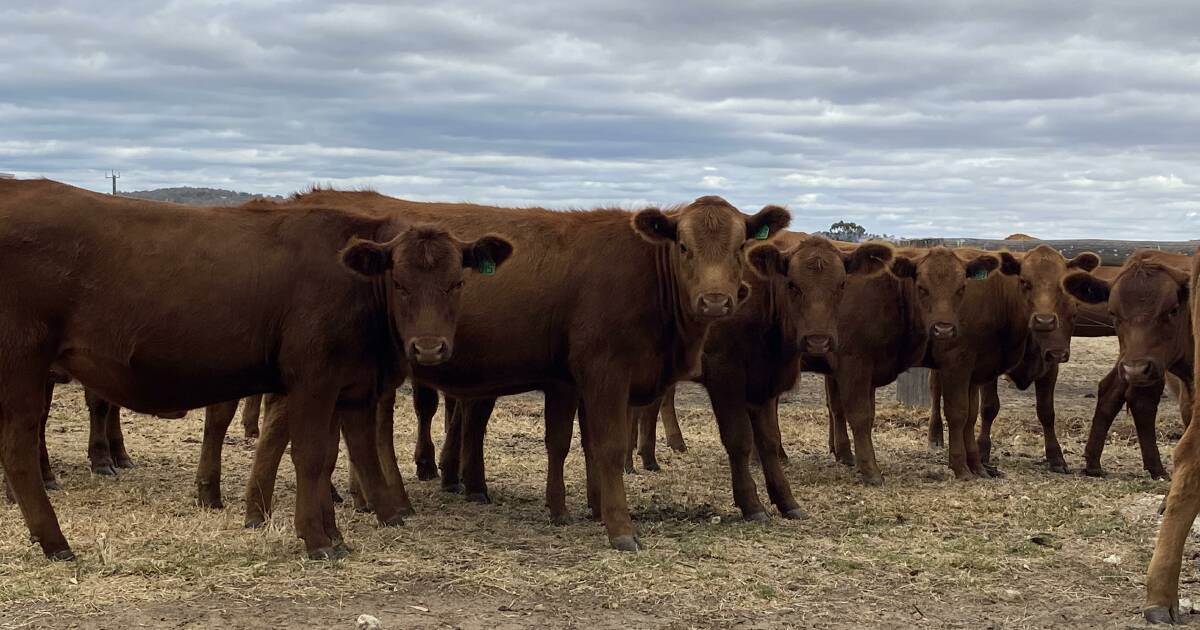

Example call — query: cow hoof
[835,453,855,467]
[860,473,884,487]
[744,511,770,523]
[46,548,76,562]
[244,429,259,440]
[397,504,416,517]
[983,465,1005,479]
[782,508,809,520]
[609,535,641,552]
[623,463,637,474]
[1083,466,1106,478]
[954,470,977,481]
[1151,471,1172,482]
[354,504,374,514]
[307,546,347,561]
[641,460,661,472]
[43,478,62,491]
[778,454,790,465]
[333,540,353,556]
[92,464,118,477]
[1048,461,1070,474]
[244,516,266,529]
[441,482,465,495]
[465,491,491,504]
[115,457,136,469]
[927,439,944,451]
[380,513,405,527]
[416,463,439,481]
[549,513,571,526]
[197,494,225,510]
[667,439,687,453]
[1144,605,1181,624]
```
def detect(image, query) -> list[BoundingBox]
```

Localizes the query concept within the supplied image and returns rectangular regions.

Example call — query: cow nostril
[698,293,734,316]
[931,322,957,339]
[409,337,450,363]
[804,335,834,354]
[1032,314,1059,331]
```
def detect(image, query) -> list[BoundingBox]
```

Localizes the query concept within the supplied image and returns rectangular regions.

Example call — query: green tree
[828,220,867,243]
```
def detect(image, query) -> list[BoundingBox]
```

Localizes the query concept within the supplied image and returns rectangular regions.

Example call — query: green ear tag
[477,258,496,275]
[754,224,770,240]
[972,268,988,281]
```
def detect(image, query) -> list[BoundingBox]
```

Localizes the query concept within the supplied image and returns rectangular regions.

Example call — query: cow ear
[745,205,791,241]
[341,238,393,276]
[632,208,678,243]
[965,255,1000,279]
[844,243,893,275]
[891,256,917,279]
[747,243,787,279]
[462,235,514,275]
[998,252,1021,275]
[1067,252,1101,272]
[1062,271,1111,304]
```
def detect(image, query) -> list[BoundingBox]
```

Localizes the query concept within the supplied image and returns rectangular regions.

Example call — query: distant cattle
[226,191,788,550]
[0,179,503,560]
[1063,250,1193,479]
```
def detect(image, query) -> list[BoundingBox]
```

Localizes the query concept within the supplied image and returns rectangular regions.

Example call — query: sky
[1,1,1198,239]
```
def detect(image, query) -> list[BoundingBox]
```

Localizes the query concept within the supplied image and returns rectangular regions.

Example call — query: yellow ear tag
[754,224,770,240]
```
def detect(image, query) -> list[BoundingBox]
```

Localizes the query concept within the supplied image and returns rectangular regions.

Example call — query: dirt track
[1,336,1194,629]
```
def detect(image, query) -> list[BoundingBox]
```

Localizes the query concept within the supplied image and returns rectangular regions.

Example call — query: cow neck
[763,275,798,368]
[369,274,405,391]
[655,245,710,374]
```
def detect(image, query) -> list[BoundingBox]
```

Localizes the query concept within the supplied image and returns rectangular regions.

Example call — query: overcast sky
[2,1,1198,238]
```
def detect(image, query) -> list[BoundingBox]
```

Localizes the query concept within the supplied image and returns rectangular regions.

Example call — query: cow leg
[321,418,346,552]
[578,402,600,520]
[940,369,975,480]
[459,397,497,504]
[966,383,995,477]
[825,375,854,466]
[196,400,239,509]
[661,384,687,453]
[748,398,804,518]
[1169,367,1193,430]
[839,369,884,485]
[38,380,59,490]
[284,387,345,559]
[438,396,464,493]
[623,409,638,474]
[1144,399,1200,623]
[1033,364,1069,473]
[241,394,263,439]
[1083,367,1126,477]
[1128,381,1169,480]
[544,385,579,524]
[244,394,289,528]
[976,379,1001,470]
[370,387,413,515]
[1,370,73,560]
[84,388,118,477]
[636,398,663,472]
[705,373,768,521]
[342,403,405,529]
[412,385,440,480]
[577,369,637,550]
[760,397,788,464]
[105,404,133,470]
[928,369,944,450]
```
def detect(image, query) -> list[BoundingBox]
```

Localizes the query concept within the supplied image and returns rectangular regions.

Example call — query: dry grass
[0,337,1193,628]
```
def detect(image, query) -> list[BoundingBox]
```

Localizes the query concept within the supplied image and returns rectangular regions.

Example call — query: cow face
[633,196,790,320]
[1064,256,1189,387]
[749,238,893,358]
[891,247,1002,341]
[341,225,514,365]
[1002,246,1100,363]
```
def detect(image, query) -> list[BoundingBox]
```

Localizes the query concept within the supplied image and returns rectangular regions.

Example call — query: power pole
[105,170,120,195]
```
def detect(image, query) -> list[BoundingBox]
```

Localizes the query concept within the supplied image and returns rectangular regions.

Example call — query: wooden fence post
[896,367,931,408]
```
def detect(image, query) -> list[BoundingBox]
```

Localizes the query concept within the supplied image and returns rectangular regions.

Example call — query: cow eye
[955,286,965,297]
[787,281,802,295]
[918,285,930,298]
[679,242,690,255]
[1019,278,1032,291]
[393,283,410,297]
[447,280,465,293]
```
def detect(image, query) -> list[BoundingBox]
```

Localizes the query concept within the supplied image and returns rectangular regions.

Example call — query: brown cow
[1062,250,1193,480]
[0,179,507,560]
[1143,249,1200,624]
[237,191,788,550]
[926,247,1101,473]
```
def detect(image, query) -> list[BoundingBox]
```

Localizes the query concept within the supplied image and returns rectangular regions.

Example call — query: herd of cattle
[1,178,1198,623]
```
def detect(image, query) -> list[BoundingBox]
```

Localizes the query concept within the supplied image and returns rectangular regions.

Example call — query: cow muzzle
[801,334,836,356]
[930,321,958,340]
[1044,348,1070,363]
[408,336,452,365]
[1120,359,1160,386]
[696,292,735,318]
[1030,313,1059,332]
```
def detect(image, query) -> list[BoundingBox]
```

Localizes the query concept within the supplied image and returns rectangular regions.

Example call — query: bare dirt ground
[1,337,1194,629]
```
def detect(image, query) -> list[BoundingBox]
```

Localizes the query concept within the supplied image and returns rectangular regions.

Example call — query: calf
[1144,250,1200,624]
[927,246,1101,473]
[1063,250,1193,480]
[0,178,505,560]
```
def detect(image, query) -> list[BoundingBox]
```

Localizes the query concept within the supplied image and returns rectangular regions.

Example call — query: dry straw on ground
[0,337,1191,628]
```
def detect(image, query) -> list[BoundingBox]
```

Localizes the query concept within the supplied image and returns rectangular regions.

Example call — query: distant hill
[122,187,284,207]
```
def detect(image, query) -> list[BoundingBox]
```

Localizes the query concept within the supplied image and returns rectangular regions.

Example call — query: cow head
[341,225,514,365]
[890,247,1004,341]
[1063,253,1190,387]
[1000,246,1100,363]
[633,196,790,320]
[749,237,893,358]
